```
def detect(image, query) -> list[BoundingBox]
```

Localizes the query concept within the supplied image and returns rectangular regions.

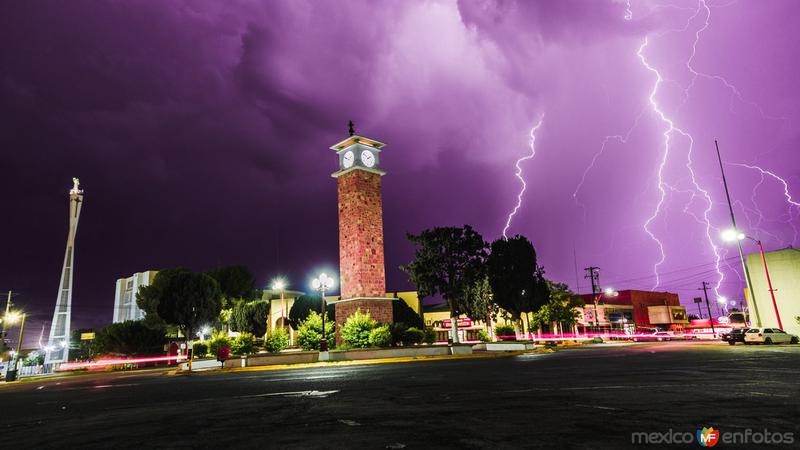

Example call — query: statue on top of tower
[70,177,82,194]
[348,120,355,136]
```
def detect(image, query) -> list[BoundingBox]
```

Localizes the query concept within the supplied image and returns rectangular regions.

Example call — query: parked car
[632,331,672,342]
[743,328,799,345]
[721,328,749,345]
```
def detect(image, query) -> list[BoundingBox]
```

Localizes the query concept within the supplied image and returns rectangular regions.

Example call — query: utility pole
[699,282,716,335]
[715,140,761,327]
[2,291,13,351]
[584,267,600,331]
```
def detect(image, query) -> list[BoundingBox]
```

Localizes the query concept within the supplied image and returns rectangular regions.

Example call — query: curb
[167,348,550,376]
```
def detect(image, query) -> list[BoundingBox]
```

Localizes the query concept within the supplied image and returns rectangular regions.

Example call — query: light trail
[502,115,545,239]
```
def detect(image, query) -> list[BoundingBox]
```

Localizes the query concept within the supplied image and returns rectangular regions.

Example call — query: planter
[485,342,537,351]
[245,351,319,367]
[328,346,453,361]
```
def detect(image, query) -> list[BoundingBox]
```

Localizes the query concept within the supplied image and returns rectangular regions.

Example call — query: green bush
[296,311,336,351]
[231,332,256,355]
[192,341,209,358]
[389,323,409,347]
[476,329,491,343]
[495,324,516,340]
[341,309,378,348]
[423,327,437,345]
[208,331,232,357]
[368,324,392,348]
[404,327,425,345]
[264,328,290,353]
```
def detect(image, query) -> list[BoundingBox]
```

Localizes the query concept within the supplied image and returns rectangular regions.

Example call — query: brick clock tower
[330,124,393,340]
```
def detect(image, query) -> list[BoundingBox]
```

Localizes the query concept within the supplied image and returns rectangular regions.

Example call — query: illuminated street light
[4,311,21,324]
[720,229,783,330]
[720,228,745,242]
[4,311,26,382]
[311,273,335,352]
[604,288,619,297]
[270,278,288,340]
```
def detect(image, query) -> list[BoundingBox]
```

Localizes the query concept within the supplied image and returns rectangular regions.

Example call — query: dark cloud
[1,0,798,345]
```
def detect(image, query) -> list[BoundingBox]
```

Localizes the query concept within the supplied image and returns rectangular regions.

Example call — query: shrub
[423,327,437,345]
[403,327,425,345]
[208,331,232,357]
[341,309,378,348]
[389,323,409,347]
[231,332,256,355]
[296,311,336,351]
[192,341,209,358]
[495,324,516,340]
[476,329,491,343]
[368,324,392,348]
[264,328,290,353]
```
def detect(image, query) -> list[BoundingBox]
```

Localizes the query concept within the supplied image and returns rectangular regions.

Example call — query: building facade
[113,271,158,323]
[577,290,688,332]
[744,247,800,334]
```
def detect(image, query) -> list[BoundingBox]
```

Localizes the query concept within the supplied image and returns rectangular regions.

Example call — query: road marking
[338,419,361,426]
[748,391,791,398]
[236,389,339,399]
[36,385,45,390]
[574,404,620,411]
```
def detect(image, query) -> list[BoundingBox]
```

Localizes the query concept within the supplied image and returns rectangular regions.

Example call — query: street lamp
[270,278,288,340]
[721,229,782,329]
[4,310,26,382]
[311,273,334,352]
[592,288,618,334]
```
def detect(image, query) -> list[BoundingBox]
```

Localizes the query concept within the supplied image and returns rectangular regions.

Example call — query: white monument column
[45,178,83,365]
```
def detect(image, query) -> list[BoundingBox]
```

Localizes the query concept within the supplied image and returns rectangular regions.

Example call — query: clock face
[360,149,376,168]
[342,150,355,168]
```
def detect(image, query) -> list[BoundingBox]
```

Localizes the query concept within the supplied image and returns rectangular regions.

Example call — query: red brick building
[578,290,688,332]
[329,132,394,340]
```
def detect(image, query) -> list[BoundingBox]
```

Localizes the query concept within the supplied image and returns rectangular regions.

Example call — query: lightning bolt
[635,2,725,296]
[729,162,800,246]
[503,115,545,239]
[573,109,646,221]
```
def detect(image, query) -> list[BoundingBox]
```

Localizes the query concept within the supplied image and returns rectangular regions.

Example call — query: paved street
[2,342,799,449]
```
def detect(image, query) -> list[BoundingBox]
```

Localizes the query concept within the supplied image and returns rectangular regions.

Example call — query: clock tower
[330,124,393,340]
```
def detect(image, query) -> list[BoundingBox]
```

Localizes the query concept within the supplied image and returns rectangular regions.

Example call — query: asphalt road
[2,341,799,449]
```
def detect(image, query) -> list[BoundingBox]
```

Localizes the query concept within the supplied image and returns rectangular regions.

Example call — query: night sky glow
[1,1,798,340]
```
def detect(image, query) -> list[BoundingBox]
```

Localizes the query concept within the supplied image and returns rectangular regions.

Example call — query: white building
[744,247,800,335]
[113,271,158,323]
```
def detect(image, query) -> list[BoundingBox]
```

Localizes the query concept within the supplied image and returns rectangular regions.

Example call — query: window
[746,329,759,333]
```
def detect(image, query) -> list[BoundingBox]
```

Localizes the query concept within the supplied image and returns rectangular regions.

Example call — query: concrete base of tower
[332,297,395,345]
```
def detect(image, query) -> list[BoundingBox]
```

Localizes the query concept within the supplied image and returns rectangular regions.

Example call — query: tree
[206,265,259,308]
[288,295,335,330]
[402,225,488,343]
[69,328,96,361]
[138,268,223,348]
[231,299,270,336]
[487,235,550,336]
[534,282,583,336]
[93,321,166,355]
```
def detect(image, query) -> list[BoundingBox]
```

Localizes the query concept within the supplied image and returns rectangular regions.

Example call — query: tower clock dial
[360,149,376,168]
[342,150,355,168]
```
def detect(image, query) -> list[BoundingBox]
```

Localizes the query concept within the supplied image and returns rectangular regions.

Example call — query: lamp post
[269,278,287,341]
[592,288,618,335]
[722,229,782,329]
[4,311,25,382]
[311,273,334,352]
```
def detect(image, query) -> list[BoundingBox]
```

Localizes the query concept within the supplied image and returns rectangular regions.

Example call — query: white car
[743,328,799,345]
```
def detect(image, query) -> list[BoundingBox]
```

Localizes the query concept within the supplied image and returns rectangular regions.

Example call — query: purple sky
[2,0,798,342]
